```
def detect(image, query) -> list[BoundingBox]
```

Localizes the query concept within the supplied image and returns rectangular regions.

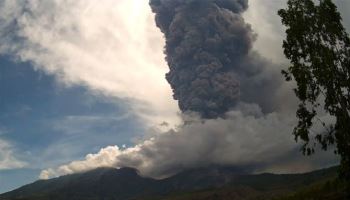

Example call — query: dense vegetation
[278,0,350,187]
[275,178,346,200]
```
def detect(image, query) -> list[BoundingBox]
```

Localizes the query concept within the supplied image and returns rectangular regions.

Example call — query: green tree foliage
[278,0,350,185]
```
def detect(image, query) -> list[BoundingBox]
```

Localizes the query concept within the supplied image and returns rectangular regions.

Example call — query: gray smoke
[150,0,279,118]
[40,103,339,179]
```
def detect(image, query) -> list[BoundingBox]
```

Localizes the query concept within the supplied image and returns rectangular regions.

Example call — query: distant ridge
[0,166,340,200]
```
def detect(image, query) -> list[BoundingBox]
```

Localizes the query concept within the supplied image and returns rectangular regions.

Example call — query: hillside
[152,177,346,200]
[0,166,344,200]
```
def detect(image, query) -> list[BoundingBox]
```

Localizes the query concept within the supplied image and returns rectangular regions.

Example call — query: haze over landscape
[0,0,350,197]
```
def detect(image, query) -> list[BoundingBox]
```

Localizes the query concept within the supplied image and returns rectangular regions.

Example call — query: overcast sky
[0,0,349,193]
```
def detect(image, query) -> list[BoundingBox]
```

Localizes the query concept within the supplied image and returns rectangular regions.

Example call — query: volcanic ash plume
[149,0,262,118]
[38,1,338,180]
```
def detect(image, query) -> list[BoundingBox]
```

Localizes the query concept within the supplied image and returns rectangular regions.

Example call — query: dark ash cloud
[150,0,281,118]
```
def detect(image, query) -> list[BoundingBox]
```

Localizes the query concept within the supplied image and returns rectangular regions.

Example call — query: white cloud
[40,145,120,179]
[244,0,350,64]
[0,0,180,128]
[0,139,27,170]
[243,0,287,63]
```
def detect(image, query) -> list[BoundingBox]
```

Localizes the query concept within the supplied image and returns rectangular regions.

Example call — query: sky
[0,0,350,193]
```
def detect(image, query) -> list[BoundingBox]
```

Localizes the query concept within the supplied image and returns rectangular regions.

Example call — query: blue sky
[0,0,349,194]
[0,56,144,192]
[0,0,179,192]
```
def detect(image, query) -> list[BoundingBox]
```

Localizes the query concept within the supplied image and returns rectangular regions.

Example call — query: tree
[278,0,350,186]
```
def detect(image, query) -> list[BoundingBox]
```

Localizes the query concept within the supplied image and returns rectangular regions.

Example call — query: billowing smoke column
[150,0,256,118]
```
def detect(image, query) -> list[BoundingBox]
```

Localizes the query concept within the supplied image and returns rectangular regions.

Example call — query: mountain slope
[0,166,341,200]
[0,167,159,200]
[149,178,346,200]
